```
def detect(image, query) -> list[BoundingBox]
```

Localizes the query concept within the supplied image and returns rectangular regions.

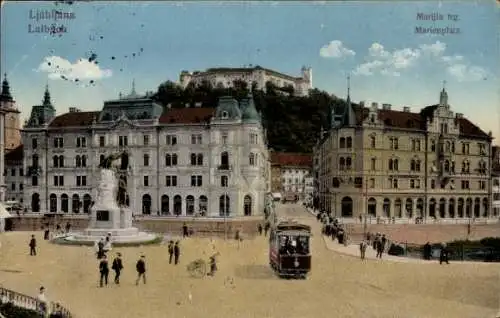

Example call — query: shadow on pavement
[0,268,23,274]
[234,264,277,280]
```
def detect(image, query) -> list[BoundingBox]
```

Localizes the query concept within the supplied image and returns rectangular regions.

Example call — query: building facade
[21,84,270,217]
[270,152,312,199]
[317,85,494,220]
[5,145,23,203]
[179,65,312,97]
[491,146,500,217]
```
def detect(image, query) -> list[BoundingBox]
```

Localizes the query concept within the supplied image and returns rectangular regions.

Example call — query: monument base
[56,227,158,245]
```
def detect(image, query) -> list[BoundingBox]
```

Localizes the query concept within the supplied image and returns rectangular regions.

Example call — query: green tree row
[152,80,349,153]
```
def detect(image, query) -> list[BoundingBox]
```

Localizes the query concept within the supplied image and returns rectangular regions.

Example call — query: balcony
[217,164,232,171]
[26,166,42,177]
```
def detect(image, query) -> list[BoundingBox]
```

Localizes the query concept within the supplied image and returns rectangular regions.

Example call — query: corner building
[317,87,493,220]
[22,85,270,217]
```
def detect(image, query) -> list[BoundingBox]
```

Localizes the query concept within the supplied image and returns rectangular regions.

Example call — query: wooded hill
[152,80,349,153]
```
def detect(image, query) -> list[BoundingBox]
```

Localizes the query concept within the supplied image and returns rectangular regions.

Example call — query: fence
[0,286,72,317]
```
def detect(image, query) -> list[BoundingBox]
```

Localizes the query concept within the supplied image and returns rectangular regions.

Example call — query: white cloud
[353,41,487,81]
[319,40,355,58]
[446,64,488,82]
[36,56,112,81]
[419,41,446,56]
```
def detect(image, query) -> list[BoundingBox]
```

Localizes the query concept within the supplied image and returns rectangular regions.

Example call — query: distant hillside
[152,80,348,153]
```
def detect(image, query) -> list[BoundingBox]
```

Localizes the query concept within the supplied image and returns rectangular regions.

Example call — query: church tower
[342,74,356,126]
[26,84,56,127]
[0,74,21,151]
[439,80,448,107]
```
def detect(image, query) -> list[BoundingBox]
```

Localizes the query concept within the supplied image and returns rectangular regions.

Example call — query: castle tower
[0,74,21,151]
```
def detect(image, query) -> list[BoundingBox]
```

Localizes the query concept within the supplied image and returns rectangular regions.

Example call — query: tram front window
[280,235,309,255]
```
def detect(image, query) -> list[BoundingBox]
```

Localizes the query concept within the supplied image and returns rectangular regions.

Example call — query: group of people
[423,242,450,264]
[364,232,388,259]
[257,222,271,236]
[317,211,347,245]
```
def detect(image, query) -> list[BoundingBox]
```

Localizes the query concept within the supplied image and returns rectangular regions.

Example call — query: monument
[59,152,157,245]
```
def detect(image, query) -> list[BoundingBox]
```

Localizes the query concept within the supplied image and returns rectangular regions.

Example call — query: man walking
[99,255,109,287]
[174,241,180,265]
[111,252,123,284]
[439,243,450,265]
[135,255,146,285]
[360,240,368,260]
[182,223,189,238]
[168,241,174,264]
[29,234,37,256]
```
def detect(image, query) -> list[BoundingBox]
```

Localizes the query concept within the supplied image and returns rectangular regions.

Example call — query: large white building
[179,65,312,97]
[20,84,271,217]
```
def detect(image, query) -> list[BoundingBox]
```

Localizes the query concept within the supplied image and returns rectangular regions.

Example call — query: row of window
[336,157,487,174]
[365,178,486,190]
[338,135,487,155]
[32,132,260,149]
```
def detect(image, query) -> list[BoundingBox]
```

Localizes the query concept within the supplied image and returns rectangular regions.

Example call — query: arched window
[75,155,81,168]
[339,137,346,148]
[49,194,57,213]
[482,198,488,217]
[429,198,436,218]
[221,152,229,166]
[394,199,402,218]
[341,196,353,217]
[219,195,230,216]
[249,153,255,166]
[416,198,424,217]
[199,195,208,216]
[142,194,152,215]
[72,194,80,213]
[59,155,64,167]
[244,195,252,216]
[161,195,169,215]
[457,198,464,218]
[31,193,40,212]
[383,198,390,217]
[474,198,480,217]
[83,194,92,213]
[186,195,195,215]
[448,198,455,218]
[346,137,352,148]
[439,198,446,218]
[405,198,413,218]
[53,155,59,168]
[81,155,87,167]
[367,198,376,216]
[174,195,182,216]
[61,194,69,213]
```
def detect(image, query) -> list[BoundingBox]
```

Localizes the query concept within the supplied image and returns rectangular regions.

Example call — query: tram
[269,220,311,278]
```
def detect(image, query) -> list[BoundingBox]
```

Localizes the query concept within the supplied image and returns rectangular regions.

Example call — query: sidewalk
[322,236,495,265]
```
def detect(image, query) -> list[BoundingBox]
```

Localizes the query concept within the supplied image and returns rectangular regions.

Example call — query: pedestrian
[174,241,180,265]
[168,240,174,264]
[423,242,432,260]
[264,222,270,236]
[208,252,219,276]
[65,222,71,233]
[99,254,109,287]
[43,226,50,240]
[97,238,105,259]
[360,240,368,260]
[37,286,48,316]
[439,243,449,265]
[376,235,385,259]
[257,223,263,236]
[135,255,147,285]
[182,222,189,238]
[29,234,37,256]
[111,252,123,284]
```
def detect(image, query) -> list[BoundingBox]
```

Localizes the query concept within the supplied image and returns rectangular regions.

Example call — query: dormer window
[221,111,228,119]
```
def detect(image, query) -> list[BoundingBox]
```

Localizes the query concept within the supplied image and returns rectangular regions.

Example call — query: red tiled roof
[48,111,100,128]
[271,152,312,167]
[5,144,23,162]
[159,107,215,124]
[352,105,490,139]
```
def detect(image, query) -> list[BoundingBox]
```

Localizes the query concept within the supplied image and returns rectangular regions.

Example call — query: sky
[1,1,499,141]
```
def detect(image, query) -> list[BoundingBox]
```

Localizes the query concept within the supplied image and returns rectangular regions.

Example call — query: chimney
[195,102,202,108]
[403,106,410,112]
[456,113,463,118]
[382,103,391,110]
[69,107,80,113]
